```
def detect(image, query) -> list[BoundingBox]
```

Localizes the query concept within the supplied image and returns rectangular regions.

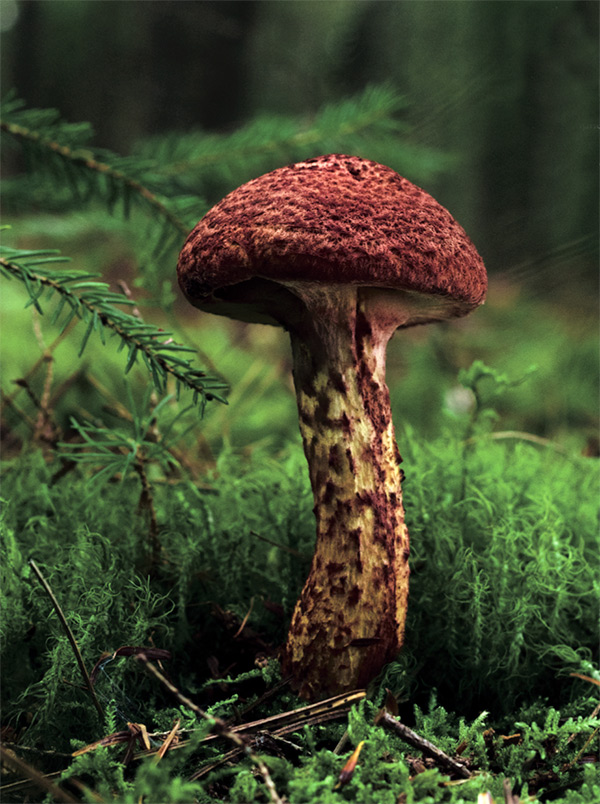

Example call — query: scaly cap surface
[178,154,487,319]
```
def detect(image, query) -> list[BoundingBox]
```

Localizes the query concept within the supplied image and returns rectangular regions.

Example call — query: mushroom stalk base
[282,291,410,700]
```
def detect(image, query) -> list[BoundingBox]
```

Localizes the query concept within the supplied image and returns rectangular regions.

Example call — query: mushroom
[177,154,487,700]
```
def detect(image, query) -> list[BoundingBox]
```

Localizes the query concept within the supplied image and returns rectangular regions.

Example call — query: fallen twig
[250,529,311,559]
[232,596,255,638]
[0,744,81,803]
[0,321,77,416]
[138,656,285,804]
[375,709,471,779]
[468,430,568,456]
[89,645,172,686]
[154,719,181,763]
[72,687,366,766]
[190,690,365,781]
[29,559,104,721]
[197,688,367,747]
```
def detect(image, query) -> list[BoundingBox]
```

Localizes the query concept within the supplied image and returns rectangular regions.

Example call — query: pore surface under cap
[177,154,487,310]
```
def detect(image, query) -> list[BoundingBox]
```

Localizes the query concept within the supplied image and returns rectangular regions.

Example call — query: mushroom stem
[282,287,410,699]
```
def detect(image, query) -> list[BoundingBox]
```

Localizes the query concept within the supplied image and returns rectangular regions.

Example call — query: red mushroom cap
[178,154,487,325]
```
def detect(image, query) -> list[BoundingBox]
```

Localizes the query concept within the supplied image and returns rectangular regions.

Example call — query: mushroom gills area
[282,288,410,699]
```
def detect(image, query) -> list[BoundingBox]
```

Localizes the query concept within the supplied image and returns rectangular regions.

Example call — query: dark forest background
[1,0,598,296]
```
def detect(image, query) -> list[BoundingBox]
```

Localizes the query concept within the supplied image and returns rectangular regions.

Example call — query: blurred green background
[1,0,598,455]
[2,0,597,278]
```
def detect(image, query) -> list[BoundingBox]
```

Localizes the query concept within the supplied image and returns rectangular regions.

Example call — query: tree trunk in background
[2,0,258,150]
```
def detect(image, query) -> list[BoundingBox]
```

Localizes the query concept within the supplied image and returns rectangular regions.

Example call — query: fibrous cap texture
[178,154,487,321]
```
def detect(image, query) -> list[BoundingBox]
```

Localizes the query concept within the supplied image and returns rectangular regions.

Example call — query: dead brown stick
[138,656,284,804]
[188,705,364,780]
[133,451,161,563]
[0,770,61,799]
[250,530,311,559]
[154,719,181,763]
[467,430,568,456]
[0,389,37,429]
[375,710,471,779]
[140,688,367,756]
[0,745,81,804]
[71,686,365,770]
[70,701,363,771]
[29,559,104,721]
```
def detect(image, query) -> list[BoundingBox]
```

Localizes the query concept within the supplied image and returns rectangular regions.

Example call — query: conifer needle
[28,559,104,722]
[138,656,284,804]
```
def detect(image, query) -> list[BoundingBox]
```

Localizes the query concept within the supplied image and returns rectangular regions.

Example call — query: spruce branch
[139,85,412,179]
[137,85,447,188]
[0,244,228,410]
[57,393,176,559]
[0,94,198,241]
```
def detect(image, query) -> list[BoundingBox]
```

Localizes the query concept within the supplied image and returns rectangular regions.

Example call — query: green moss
[1,353,597,800]
[1,415,598,801]
[396,434,598,715]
